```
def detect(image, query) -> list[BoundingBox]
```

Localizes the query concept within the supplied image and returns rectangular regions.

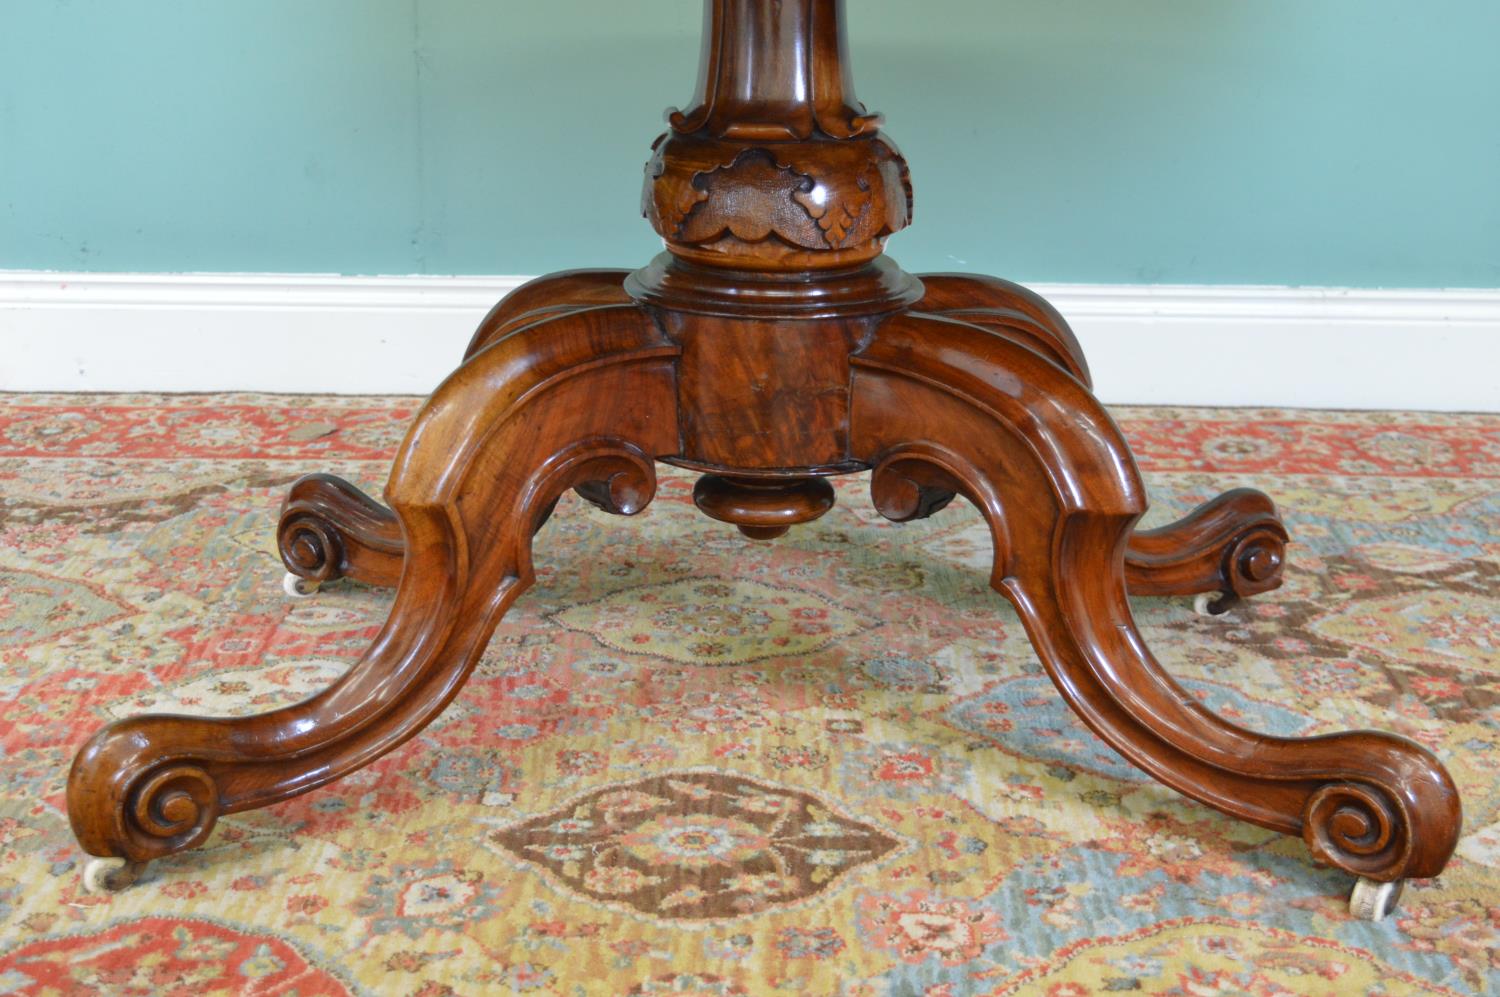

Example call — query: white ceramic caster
[283,572,320,598]
[82,857,147,893]
[1193,592,1236,617]
[1349,877,1405,920]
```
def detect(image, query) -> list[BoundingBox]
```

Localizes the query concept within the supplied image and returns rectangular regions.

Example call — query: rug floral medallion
[0,395,1496,996]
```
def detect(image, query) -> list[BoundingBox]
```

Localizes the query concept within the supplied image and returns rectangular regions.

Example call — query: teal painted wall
[2,1,1497,287]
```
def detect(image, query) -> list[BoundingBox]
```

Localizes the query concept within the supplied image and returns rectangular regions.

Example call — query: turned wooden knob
[693,474,837,540]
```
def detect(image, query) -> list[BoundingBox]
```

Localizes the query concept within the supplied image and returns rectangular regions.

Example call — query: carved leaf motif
[675,150,829,249]
[643,134,914,260]
[667,182,710,232]
[778,141,909,249]
[646,159,710,236]
[794,178,873,248]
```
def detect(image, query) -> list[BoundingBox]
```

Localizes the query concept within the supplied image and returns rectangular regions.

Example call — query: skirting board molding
[3,271,1498,410]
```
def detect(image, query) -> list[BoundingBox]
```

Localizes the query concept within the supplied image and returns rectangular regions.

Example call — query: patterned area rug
[0,394,1496,996]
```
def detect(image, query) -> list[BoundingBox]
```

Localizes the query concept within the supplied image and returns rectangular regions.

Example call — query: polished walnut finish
[69,0,1460,906]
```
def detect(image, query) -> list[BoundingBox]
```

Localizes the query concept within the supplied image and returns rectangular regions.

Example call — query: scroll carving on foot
[66,0,1462,920]
[68,303,681,867]
[851,312,1462,885]
[278,473,404,589]
[1303,781,1414,880]
[1124,487,1289,609]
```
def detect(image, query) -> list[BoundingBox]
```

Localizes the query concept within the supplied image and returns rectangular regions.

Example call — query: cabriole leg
[69,303,679,885]
[911,273,1291,612]
[850,310,1460,915]
[277,272,638,597]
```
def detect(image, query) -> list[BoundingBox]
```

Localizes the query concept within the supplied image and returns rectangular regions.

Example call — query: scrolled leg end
[68,721,224,867]
[1224,521,1288,598]
[278,511,345,588]
[1303,782,1411,880]
[1301,756,1459,887]
[276,473,404,590]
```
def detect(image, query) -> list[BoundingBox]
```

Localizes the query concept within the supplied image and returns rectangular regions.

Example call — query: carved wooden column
[69,0,1459,921]
[627,0,917,539]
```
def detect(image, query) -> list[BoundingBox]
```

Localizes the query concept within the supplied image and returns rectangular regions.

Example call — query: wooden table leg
[851,309,1462,897]
[69,303,680,883]
[70,0,1461,921]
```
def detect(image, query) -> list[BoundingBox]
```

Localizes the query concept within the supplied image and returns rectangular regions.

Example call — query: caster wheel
[1193,592,1236,617]
[283,572,320,599]
[82,857,147,893]
[1349,877,1405,920]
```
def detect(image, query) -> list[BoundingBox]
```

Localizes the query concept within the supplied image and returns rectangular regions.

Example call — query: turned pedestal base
[67,264,1460,917]
[65,0,1461,919]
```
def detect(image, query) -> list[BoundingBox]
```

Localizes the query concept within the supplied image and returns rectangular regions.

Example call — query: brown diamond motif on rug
[487,772,903,920]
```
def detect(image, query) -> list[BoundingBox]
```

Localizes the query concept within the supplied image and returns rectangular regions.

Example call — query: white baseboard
[2,271,1497,410]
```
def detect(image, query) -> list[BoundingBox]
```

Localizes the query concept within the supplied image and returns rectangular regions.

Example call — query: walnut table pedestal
[68,0,1460,921]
